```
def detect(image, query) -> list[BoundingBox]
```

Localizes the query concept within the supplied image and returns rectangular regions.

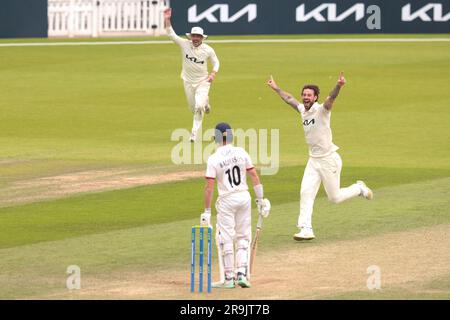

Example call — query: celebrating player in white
[201,123,270,289]
[267,72,373,241]
[164,8,220,142]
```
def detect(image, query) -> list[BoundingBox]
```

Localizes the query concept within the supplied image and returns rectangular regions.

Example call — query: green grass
[0,176,449,299]
[0,35,449,299]
[0,165,449,249]
[1,40,450,170]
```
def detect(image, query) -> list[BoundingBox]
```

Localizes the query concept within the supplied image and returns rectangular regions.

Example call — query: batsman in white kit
[201,123,270,289]
[267,72,373,241]
[164,8,220,142]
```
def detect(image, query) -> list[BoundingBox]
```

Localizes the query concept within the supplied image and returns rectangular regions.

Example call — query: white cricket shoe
[293,228,315,241]
[357,180,373,200]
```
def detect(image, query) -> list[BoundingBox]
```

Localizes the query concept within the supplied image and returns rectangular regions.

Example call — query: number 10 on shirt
[225,165,242,188]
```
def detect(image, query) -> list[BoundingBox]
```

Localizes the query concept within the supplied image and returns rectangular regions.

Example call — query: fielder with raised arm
[201,123,270,289]
[267,73,373,241]
[164,8,220,142]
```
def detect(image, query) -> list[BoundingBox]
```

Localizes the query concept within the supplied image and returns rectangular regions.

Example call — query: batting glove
[255,198,271,218]
[200,209,212,228]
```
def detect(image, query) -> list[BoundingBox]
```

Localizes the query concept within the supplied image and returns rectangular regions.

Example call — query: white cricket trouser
[215,191,251,280]
[298,152,361,229]
[183,80,211,135]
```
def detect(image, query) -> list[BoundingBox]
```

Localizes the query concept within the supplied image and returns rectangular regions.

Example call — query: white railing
[48,0,170,37]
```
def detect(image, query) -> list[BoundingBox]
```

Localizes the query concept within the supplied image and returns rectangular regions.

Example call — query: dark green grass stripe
[0,166,449,248]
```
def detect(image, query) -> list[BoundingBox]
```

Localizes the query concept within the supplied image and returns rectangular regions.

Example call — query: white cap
[186,26,208,39]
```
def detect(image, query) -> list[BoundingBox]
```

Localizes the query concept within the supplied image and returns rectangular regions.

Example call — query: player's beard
[303,100,313,109]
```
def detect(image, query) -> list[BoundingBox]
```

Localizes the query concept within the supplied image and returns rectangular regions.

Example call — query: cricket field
[0,35,449,299]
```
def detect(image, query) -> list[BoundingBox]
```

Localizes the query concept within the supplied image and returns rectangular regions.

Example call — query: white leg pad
[223,242,235,280]
[216,228,235,281]
[236,238,249,275]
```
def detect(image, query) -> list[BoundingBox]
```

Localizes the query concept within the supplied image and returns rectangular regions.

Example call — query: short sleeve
[205,157,216,179]
[244,151,254,171]
[318,103,330,113]
[297,103,304,113]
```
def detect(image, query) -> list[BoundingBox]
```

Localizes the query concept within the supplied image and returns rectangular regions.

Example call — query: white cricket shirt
[297,102,339,158]
[167,27,220,84]
[205,144,254,197]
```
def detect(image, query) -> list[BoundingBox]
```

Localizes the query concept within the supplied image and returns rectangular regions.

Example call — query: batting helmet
[214,122,233,144]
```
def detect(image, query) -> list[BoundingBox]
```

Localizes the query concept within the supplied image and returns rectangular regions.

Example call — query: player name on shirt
[218,156,246,169]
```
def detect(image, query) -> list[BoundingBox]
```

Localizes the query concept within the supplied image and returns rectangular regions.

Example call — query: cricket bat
[249,214,264,277]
